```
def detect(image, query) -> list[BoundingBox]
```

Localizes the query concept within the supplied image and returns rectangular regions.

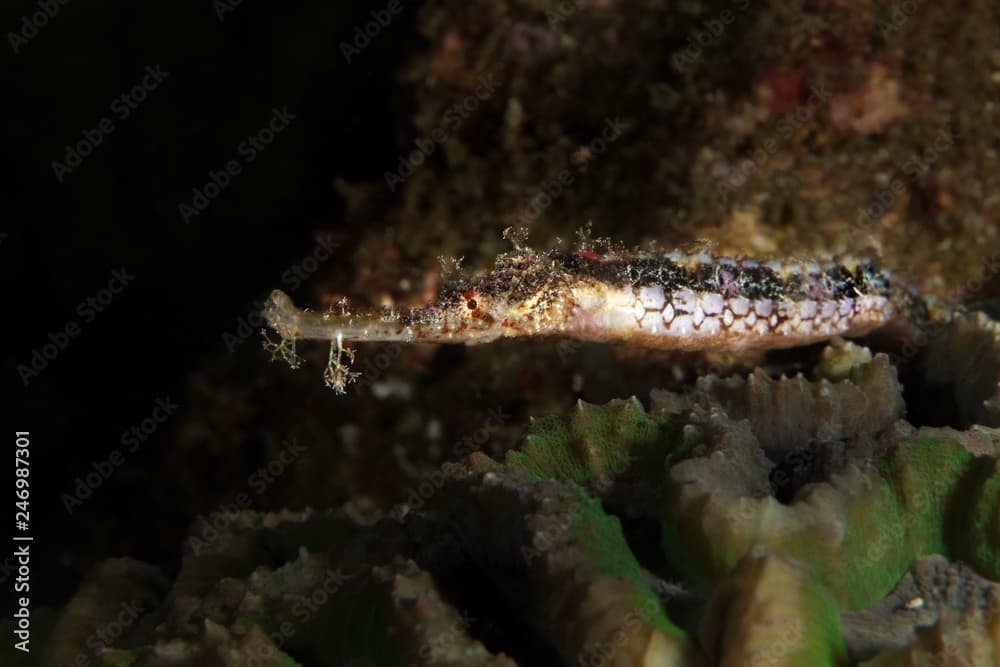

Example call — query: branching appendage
[262,289,305,370]
[262,329,303,370]
[324,332,361,394]
[502,225,531,251]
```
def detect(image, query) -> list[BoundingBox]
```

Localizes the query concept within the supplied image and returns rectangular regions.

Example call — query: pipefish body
[263,247,928,392]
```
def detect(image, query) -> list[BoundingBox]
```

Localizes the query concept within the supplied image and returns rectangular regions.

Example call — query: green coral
[445,467,706,663]
[564,489,691,646]
[659,431,1000,610]
[797,571,851,667]
[280,576,407,667]
[97,649,140,667]
[699,548,850,666]
[838,436,1000,608]
[496,383,1000,624]
[506,397,691,486]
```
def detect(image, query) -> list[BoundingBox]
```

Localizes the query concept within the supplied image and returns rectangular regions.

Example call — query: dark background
[5,0,422,608]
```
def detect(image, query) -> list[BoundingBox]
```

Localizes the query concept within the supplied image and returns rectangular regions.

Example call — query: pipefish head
[404,282,508,343]
[411,251,575,341]
[263,251,576,347]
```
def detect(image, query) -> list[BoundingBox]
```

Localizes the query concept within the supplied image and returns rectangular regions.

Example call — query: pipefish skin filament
[262,247,928,392]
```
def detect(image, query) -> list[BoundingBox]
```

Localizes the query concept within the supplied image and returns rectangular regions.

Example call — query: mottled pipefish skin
[263,248,928,353]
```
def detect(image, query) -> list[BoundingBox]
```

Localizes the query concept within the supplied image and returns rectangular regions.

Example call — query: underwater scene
[8,0,1000,665]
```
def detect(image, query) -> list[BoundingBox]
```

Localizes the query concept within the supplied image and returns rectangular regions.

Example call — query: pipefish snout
[262,247,928,392]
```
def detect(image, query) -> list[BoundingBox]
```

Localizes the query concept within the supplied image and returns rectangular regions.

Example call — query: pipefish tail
[262,248,928,392]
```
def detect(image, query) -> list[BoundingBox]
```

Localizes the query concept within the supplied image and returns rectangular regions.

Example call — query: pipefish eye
[467,298,478,310]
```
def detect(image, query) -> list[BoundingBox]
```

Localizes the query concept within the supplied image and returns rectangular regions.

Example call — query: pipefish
[262,247,928,392]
